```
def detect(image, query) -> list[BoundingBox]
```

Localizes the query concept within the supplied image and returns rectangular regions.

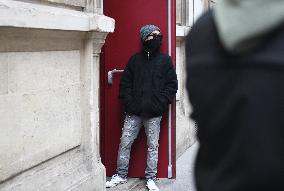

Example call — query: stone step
[107,178,144,191]
[0,148,102,191]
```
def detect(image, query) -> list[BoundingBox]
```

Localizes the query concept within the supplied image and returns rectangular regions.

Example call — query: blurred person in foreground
[186,0,284,191]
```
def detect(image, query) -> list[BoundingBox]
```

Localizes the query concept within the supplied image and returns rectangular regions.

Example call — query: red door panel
[100,0,176,178]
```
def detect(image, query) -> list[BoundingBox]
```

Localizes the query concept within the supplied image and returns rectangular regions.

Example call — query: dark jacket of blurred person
[186,0,284,190]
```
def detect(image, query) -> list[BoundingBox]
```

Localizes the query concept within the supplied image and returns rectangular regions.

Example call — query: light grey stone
[6,50,80,93]
[0,30,83,52]
[42,0,85,7]
[0,62,8,95]
[0,84,82,181]
[0,147,106,191]
[0,0,114,190]
[17,0,85,8]
[0,0,115,32]
[175,35,197,158]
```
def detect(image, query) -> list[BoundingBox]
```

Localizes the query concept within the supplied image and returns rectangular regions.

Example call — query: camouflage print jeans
[116,114,162,180]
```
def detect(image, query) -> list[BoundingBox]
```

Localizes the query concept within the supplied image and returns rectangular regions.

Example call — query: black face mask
[143,35,163,53]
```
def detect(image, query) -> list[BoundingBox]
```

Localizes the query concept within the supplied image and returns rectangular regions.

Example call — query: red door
[100,0,176,178]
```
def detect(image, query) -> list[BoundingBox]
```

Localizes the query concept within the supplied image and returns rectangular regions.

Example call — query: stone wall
[17,0,85,7]
[176,26,197,158]
[0,0,114,190]
[175,0,209,157]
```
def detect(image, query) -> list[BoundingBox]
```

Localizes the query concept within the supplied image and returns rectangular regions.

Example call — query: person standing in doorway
[106,25,178,191]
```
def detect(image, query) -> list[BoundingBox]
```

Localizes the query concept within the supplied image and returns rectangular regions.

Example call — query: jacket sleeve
[161,56,178,103]
[119,57,134,106]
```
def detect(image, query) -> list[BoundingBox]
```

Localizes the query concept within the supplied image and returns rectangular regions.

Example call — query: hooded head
[140,25,163,55]
[140,25,161,41]
[214,0,284,54]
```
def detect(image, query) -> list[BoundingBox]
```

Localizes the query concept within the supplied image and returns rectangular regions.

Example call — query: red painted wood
[171,0,177,179]
[100,0,176,178]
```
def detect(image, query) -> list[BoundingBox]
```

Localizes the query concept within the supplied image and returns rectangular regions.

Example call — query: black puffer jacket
[119,51,178,118]
[186,11,284,191]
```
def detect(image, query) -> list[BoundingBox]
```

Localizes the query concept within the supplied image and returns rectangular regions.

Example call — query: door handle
[108,69,124,85]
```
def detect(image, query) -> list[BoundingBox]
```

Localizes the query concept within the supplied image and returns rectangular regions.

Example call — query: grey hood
[214,0,284,53]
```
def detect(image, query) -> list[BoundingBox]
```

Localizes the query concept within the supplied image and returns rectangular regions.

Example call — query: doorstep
[106,178,145,191]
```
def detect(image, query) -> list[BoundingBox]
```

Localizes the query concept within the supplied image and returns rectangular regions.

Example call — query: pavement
[107,142,199,191]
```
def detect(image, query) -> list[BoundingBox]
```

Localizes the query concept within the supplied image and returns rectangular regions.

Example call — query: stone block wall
[0,0,114,190]
[175,0,210,157]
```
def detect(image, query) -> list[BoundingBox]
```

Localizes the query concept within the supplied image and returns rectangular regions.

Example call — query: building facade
[175,0,213,157]
[0,0,114,190]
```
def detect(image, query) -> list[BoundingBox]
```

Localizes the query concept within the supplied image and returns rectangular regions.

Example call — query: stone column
[176,26,197,158]
[80,32,108,190]
[85,0,103,14]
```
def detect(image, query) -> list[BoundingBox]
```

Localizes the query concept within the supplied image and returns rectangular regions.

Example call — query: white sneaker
[106,174,127,188]
[146,179,159,191]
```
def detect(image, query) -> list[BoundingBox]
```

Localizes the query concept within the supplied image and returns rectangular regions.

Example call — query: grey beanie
[140,25,160,41]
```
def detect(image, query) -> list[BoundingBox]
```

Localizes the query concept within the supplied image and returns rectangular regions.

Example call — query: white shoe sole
[106,180,127,188]
[146,185,159,191]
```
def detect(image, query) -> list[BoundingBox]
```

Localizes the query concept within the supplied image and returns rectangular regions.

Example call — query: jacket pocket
[152,73,164,91]
[151,91,167,116]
